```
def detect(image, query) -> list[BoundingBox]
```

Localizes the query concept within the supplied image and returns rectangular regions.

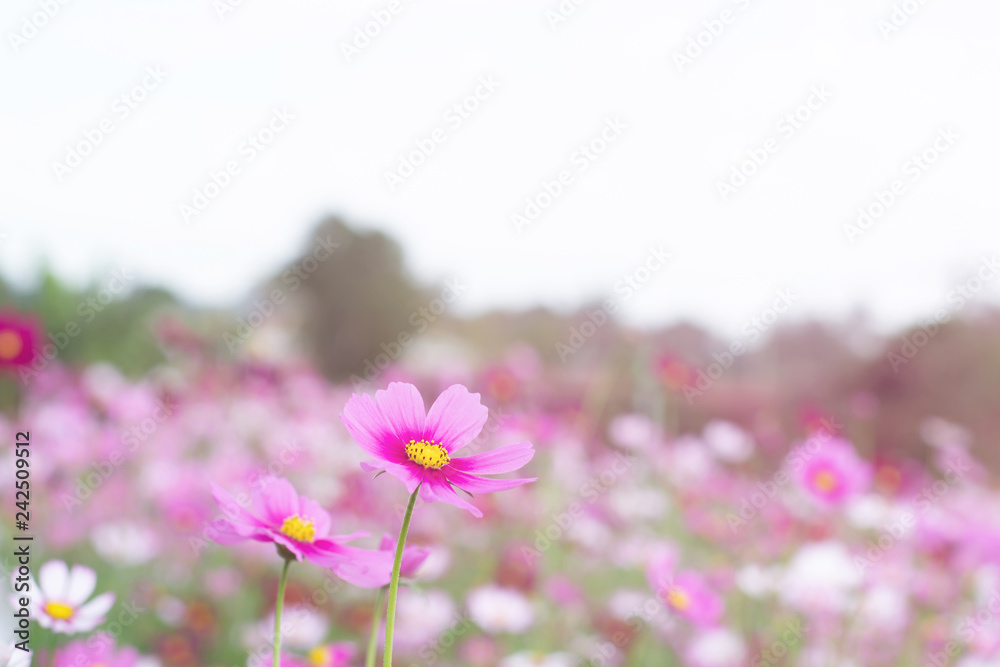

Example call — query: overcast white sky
[1,0,999,339]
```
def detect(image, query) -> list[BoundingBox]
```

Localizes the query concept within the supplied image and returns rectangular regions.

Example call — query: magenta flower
[55,633,139,667]
[792,436,872,508]
[341,383,536,517]
[281,642,354,666]
[0,311,38,371]
[379,534,430,578]
[648,567,724,628]
[209,476,391,587]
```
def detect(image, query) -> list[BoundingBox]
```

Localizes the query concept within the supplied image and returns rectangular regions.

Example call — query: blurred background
[2,1,1000,666]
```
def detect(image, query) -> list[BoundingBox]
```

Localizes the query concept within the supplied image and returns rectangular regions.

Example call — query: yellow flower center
[405,439,450,469]
[307,646,331,666]
[667,588,691,610]
[280,514,316,543]
[44,601,74,620]
[0,330,24,360]
[813,470,838,493]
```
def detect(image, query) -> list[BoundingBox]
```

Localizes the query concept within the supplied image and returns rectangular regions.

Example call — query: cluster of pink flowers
[2,340,999,666]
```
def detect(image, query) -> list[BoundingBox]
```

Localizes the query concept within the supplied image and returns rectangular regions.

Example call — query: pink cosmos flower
[792,436,872,508]
[0,312,38,371]
[55,633,138,667]
[280,642,354,666]
[378,534,430,578]
[341,383,536,517]
[648,568,724,628]
[209,476,392,587]
[9,560,115,634]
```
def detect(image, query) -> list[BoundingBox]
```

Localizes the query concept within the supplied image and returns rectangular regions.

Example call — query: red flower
[0,311,39,370]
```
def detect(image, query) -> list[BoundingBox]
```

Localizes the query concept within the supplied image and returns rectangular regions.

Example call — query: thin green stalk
[384,485,420,667]
[365,586,386,667]
[273,558,292,667]
[48,631,56,667]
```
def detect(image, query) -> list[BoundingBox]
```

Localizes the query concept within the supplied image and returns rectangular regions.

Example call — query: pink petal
[329,530,369,544]
[445,469,537,494]
[448,441,535,475]
[341,393,410,464]
[370,460,426,494]
[271,532,306,560]
[205,518,256,545]
[211,483,268,528]
[308,541,395,588]
[420,471,483,518]
[374,382,427,442]
[297,497,331,538]
[424,385,489,453]
[252,477,299,525]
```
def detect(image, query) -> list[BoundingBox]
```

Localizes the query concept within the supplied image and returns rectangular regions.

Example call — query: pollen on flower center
[667,588,691,611]
[280,514,316,543]
[813,470,838,493]
[0,331,23,360]
[44,601,74,620]
[307,646,331,666]
[406,439,450,469]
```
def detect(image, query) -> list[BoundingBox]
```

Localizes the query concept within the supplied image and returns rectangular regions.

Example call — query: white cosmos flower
[90,520,160,566]
[467,585,535,634]
[0,642,31,667]
[248,605,328,650]
[685,628,746,667]
[9,560,115,634]
[500,651,579,667]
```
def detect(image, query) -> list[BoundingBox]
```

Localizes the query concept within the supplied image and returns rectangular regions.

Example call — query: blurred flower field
[1,318,999,667]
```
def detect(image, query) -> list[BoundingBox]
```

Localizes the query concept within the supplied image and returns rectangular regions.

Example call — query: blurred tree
[280,216,425,381]
[0,267,174,378]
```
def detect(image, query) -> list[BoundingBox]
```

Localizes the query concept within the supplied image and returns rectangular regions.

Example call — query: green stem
[365,586,386,667]
[384,485,420,667]
[48,631,56,667]
[273,558,292,667]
